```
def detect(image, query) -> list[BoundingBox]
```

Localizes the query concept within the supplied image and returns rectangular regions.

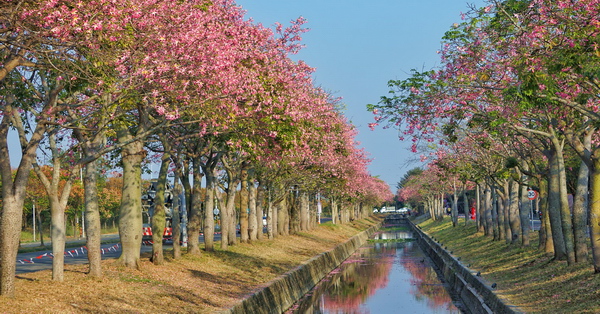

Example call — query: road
[530,219,542,231]
[16,230,241,274]
[15,217,347,274]
[17,234,128,274]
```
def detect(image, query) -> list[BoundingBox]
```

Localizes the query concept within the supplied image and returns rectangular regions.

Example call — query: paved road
[17,231,232,274]
[17,234,129,274]
[530,219,542,231]
[15,217,332,274]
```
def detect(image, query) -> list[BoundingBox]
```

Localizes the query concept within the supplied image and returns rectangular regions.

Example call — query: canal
[286,222,463,313]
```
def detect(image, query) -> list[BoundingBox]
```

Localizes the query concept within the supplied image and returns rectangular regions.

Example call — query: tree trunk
[256,186,265,240]
[151,153,170,265]
[216,189,229,249]
[539,180,554,253]
[0,199,25,297]
[547,149,568,260]
[476,184,483,232]
[573,157,589,262]
[509,179,521,244]
[84,158,102,277]
[172,177,182,259]
[312,196,319,229]
[239,163,249,243]
[230,210,238,246]
[590,158,600,272]
[187,157,203,255]
[220,169,238,247]
[266,189,274,239]
[496,193,506,242]
[271,198,278,238]
[484,186,492,236]
[439,194,445,220]
[248,182,258,241]
[462,189,469,226]
[554,138,576,265]
[331,197,338,224]
[566,127,597,268]
[300,191,309,231]
[117,139,144,269]
[290,190,301,233]
[492,185,501,241]
[278,196,288,235]
[0,86,47,297]
[177,159,192,249]
[203,165,216,251]
[519,174,531,247]
[49,196,67,282]
[499,181,510,243]
[227,187,238,246]
[451,181,458,227]
[33,134,76,282]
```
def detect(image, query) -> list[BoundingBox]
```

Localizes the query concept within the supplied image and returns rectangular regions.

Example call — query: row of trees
[369,0,600,273]
[0,0,392,297]
[22,167,123,244]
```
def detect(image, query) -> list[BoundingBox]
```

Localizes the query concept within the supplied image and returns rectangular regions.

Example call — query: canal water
[286,225,463,314]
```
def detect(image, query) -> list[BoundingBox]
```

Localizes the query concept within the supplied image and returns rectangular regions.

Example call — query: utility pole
[81,163,86,238]
[33,201,36,242]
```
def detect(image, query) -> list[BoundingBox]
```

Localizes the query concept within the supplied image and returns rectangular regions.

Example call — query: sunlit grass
[3,216,385,312]
[418,217,600,313]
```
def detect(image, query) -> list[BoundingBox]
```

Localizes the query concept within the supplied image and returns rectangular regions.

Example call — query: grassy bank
[1,217,381,313]
[418,217,600,313]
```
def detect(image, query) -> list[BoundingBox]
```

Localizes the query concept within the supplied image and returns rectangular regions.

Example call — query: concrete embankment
[226,222,381,314]
[408,219,522,314]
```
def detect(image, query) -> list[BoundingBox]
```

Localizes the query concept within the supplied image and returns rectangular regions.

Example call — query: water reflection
[287,229,462,314]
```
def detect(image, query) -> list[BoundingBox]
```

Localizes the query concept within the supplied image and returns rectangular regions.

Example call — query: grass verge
[2,217,382,313]
[418,217,600,314]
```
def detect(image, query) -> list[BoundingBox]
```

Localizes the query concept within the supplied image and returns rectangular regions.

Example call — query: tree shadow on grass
[212,250,296,275]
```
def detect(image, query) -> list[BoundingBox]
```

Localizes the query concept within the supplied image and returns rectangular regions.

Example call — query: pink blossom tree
[370,0,600,268]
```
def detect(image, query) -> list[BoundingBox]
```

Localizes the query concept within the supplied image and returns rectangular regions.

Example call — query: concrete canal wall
[226,222,381,314]
[408,219,522,314]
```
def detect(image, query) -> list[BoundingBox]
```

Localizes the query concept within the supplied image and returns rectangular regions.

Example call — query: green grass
[418,217,600,313]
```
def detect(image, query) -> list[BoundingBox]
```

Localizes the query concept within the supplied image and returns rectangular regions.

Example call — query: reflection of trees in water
[321,245,395,313]
[400,242,456,311]
[288,232,457,313]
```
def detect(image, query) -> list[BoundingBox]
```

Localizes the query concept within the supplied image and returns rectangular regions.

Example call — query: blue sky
[235,0,487,190]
